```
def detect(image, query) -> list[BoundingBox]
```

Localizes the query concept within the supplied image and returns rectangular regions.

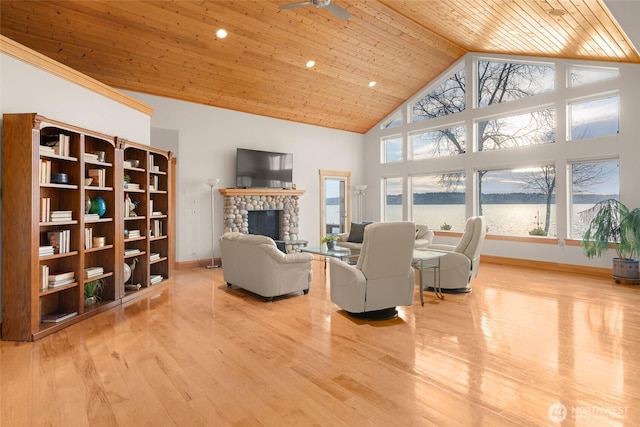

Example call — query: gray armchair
[425,216,486,293]
[329,221,416,319]
[220,232,313,301]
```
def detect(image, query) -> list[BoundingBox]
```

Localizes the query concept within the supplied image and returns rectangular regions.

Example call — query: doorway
[319,170,351,242]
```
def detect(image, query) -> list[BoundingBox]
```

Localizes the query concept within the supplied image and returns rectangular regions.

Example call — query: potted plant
[321,234,339,250]
[84,279,105,306]
[579,199,640,281]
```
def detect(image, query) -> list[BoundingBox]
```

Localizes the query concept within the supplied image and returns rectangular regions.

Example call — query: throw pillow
[347,222,369,243]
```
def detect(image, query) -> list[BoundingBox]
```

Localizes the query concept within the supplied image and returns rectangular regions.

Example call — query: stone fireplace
[219,188,307,252]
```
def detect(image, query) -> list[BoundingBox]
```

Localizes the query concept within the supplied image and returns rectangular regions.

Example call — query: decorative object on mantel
[206,178,221,269]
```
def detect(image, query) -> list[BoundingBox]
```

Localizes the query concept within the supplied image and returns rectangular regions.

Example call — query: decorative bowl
[85,178,93,186]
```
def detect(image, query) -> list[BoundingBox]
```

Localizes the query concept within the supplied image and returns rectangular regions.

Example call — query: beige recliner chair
[219,232,313,301]
[424,216,486,293]
[329,221,416,319]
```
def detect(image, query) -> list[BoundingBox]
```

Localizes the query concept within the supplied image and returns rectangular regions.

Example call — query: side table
[412,249,446,306]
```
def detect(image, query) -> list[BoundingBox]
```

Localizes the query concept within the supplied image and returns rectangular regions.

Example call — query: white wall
[123,92,365,263]
[0,53,151,143]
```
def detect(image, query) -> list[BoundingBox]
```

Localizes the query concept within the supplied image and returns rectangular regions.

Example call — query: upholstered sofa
[219,232,313,301]
[335,223,433,251]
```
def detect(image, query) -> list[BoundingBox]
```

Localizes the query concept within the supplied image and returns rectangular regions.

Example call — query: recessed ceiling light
[548,9,566,16]
[368,81,376,87]
[306,60,315,68]
[216,29,228,39]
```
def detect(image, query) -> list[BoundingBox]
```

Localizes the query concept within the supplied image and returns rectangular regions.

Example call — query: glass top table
[412,249,446,305]
[301,246,360,268]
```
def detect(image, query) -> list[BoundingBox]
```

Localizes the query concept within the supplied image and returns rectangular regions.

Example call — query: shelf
[39,153,78,162]
[39,250,79,261]
[40,220,79,226]
[84,244,114,253]
[84,217,113,224]
[150,256,168,265]
[83,271,113,283]
[124,188,145,193]
[85,186,114,191]
[124,166,145,172]
[150,235,167,242]
[84,159,113,167]
[124,216,146,221]
[39,281,79,296]
[150,190,167,194]
[125,250,146,258]
[40,183,79,190]
[150,170,167,175]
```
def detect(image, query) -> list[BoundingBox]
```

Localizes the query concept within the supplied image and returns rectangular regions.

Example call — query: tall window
[569,66,619,87]
[569,95,619,140]
[382,135,403,163]
[381,114,402,129]
[383,177,403,221]
[570,160,619,239]
[478,108,556,151]
[478,166,556,237]
[412,67,465,122]
[410,125,466,159]
[478,60,555,107]
[411,173,465,231]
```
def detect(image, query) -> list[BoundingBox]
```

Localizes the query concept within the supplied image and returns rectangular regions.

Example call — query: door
[320,170,351,242]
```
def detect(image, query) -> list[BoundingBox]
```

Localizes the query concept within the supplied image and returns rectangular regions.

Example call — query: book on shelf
[41,311,77,323]
[126,182,140,190]
[84,213,100,220]
[85,227,93,249]
[48,277,75,288]
[46,229,70,254]
[87,168,106,187]
[39,246,55,256]
[84,267,104,278]
[151,219,163,238]
[125,248,141,255]
[150,275,163,285]
[84,152,99,160]
[127,230,141,238]
[41,134,70,156]
[39,145,55,155]
[150,253,160,261]
[149,154,155,171]
[48,271,74,281]
[40,197,51,222]
[152,211,163,216]
[123,160,132,168]
[50,210,73,222]
[39,265,49,291]
[39,159,51,184]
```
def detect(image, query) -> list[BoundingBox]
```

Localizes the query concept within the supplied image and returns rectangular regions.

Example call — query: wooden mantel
[219,188,305,197]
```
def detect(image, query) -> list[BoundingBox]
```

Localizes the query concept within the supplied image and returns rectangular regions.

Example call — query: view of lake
[326,203,598,237]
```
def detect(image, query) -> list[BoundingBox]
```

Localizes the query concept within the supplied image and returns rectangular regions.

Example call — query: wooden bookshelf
[1,113,173,341]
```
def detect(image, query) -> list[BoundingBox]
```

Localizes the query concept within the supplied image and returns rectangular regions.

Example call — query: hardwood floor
[2,260,640,426]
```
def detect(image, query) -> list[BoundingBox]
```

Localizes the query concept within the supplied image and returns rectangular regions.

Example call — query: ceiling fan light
[216,29,228,39]
[306,60,316,68]
[368,81,376,87]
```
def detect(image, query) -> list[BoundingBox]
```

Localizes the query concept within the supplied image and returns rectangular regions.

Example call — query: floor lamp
[355,184,367,223]
[206,178,221,269]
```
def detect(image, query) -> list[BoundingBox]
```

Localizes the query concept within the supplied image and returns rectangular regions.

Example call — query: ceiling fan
[279,0,351,20]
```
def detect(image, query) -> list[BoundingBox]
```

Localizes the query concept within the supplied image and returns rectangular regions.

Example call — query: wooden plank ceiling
[1,1,638,134]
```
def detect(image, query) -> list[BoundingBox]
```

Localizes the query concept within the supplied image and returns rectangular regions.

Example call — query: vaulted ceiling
[1,1,638,134]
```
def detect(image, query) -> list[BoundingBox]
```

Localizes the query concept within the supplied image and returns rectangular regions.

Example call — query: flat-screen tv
[236,148,293,189]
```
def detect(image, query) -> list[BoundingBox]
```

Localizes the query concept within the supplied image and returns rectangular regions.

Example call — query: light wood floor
[2,260,640,426]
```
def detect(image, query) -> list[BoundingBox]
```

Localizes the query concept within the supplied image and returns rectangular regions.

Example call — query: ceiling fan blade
[279,2,312,10]
[326,2,351,20]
